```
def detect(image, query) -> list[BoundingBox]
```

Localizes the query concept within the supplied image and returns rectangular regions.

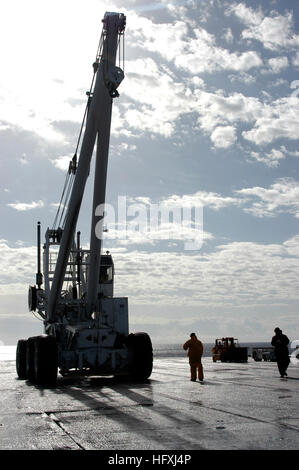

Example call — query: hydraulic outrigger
[16,12,153,386]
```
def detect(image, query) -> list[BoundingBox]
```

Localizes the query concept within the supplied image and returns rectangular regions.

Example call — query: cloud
[228,72,256,85]
[293,52,299,66]
[0,241,36,295]
[283,235,299,256]
[111,142,137,157]
[120,53,298,149]
[242,96,299,146]
[101,193,214,249]
[7,200,44,211]
[268,56,289,73]
[161,192,240,211]
[210,125,237,148]
[249,148,285,168]
[99,189,249,248]
[120,57,187,137]
[119,182,299,224]
[236,178,299,218]
[121,64,268,146]
[227,2,264,27]
[129,14,262,74]
[51,155,72,171]
[223,27,234,44]
[228,3,299,51]
[194,90,262,139]
[284,148,299,158]
[1,235,298,311]
[111,236,299,309]
[0,2,296,155]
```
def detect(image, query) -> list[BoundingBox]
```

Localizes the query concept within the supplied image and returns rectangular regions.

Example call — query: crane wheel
[34,335,58,386]
[16,339,28,379]
[26,336,37,382]
[127,332,153,382]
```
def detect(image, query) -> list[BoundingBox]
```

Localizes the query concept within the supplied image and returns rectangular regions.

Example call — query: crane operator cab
[98,253,114,296]
[84,252,114,298]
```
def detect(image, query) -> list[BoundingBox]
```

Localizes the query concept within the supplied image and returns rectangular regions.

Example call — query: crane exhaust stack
[16,12,153,386]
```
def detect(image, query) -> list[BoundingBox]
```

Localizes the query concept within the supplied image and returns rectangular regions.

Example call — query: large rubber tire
[127,332,153,381]
[34,335,58,386]
[16,339,28,379]
[26,336,37,382]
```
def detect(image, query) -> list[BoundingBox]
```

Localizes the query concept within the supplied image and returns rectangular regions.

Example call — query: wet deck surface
[0,356,298,451]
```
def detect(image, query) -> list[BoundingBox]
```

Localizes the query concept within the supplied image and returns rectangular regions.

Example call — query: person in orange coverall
[183,333,204,382]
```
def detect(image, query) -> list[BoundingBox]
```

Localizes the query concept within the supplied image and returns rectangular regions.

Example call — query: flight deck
[1,355,298,451]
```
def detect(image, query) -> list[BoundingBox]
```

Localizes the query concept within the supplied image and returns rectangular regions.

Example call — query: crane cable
[52,31,105,231]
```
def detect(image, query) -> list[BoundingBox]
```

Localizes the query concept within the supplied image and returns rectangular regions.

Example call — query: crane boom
[47,12,125,321]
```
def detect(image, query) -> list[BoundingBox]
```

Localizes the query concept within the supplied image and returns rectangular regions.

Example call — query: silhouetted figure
[271,327,290,378]
[183,333,204,382]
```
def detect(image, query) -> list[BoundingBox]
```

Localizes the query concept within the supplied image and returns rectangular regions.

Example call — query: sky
[0,0,298,346]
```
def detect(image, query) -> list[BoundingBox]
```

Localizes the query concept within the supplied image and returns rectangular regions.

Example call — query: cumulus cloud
[268,56,289,73]
[242,96,299,145]
[120,49,297,149]
[129,15,262,74]
[210,125,237,148]
[226,2,264,27]
[0,1,297,156]
[194,90,262,141]
[235,178,299,218]
[228,3,299,51]
[121,58,186,137]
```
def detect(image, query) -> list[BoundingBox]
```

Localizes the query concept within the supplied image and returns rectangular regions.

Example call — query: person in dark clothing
[271,327,290,378]
[183,333,204,382]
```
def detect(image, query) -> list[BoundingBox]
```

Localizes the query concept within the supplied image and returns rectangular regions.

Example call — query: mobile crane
[16,12,153,386]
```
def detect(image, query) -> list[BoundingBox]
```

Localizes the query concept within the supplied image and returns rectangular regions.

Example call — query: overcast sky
[0,0,298,346]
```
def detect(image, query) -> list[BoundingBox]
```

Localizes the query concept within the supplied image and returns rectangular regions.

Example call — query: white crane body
[16,12,153,385]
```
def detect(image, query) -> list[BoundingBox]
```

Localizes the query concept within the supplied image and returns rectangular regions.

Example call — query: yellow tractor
[212,337,248,363]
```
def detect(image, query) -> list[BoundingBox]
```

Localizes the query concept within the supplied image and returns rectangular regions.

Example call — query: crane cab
[98,253,114,297]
